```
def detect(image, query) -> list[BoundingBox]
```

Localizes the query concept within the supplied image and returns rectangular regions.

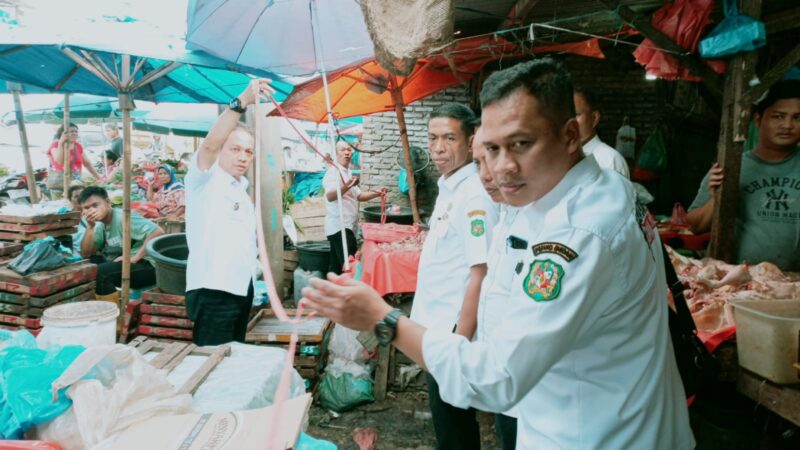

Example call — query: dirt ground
[306,389,504,449]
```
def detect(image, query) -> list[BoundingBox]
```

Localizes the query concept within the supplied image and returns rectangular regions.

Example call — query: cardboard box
[106,393,312,450]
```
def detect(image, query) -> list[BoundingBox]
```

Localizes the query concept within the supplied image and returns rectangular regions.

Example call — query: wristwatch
[374,308,405,346]
[228,97,246,113]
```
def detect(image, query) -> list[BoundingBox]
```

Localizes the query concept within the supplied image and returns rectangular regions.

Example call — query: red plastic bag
[131,201,160,219]
[0,441,62,449]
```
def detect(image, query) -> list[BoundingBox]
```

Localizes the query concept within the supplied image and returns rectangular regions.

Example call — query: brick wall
[359,85,470,219]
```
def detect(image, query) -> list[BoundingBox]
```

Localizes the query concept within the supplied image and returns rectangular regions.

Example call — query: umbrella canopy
[186,0,374,77]
[273,35,522,122]
[133,103,217,138]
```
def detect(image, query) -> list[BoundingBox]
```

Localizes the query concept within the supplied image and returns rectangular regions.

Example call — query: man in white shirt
[406,103,498,450]
[324,140,385,274]
[184,78,273,346]
[301,59,694,450]
[574,86,630,178]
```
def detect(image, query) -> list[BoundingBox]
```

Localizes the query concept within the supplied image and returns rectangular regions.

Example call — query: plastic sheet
[0,345,84,439]
[359,241,420,296]
[160,342,306,413]
[34,345,192,450]
[9,239,65,276]
[318,325,374,412]
[699,0,766,59]
[296,432,338,450]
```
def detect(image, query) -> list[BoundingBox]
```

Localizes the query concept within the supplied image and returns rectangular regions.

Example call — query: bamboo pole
[8,83,39,203]
[389,82,421,224]
[62,94,71,198]
[120,55,133,314]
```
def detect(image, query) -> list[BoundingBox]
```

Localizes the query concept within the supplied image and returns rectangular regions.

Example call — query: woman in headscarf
[46,123,102,199]
[146,163,185,218]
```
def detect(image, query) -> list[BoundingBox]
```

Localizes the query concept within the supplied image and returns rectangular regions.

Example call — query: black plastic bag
[9,239,65,276]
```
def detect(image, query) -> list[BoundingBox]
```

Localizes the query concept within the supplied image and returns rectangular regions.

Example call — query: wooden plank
[741,41,800,107]
[599,0,723,99]
[764,6,800,35]
[374,344,391,401]
[162,343,197,373]
[0,219,79,233]
[737,369,800,427]
[177,344,232,395]
[709,0,762,261]
[141,288,185,305]
[0,211,80,225]
[0,282,95,307]
[0,289,95,316]
[138,324,193,340]
[0,242,24,256]
[139,303,188,318]
[245,309,330,344]
[140,314,192,329]
[0,313,41,328]
[0,262,97,296]
[0,227,77,242]
[498,0,542,29]
[135,338,158,355]
[149,342,188,369]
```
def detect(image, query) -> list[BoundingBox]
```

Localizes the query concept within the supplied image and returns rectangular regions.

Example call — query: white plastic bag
[33,344,192,450]
[325,325,370,378]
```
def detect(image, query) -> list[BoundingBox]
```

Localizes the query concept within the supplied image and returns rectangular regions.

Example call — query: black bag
[661,245,719,399]
[8,239,65,276]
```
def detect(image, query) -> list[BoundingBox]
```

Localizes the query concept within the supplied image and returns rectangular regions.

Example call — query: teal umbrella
[53,95,115,120]
[133,103,216,138]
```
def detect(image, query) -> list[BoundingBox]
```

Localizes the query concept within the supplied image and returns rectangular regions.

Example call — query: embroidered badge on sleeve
[523,259,565,302]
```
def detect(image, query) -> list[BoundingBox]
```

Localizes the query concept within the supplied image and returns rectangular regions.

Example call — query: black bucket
[361,205,417,225]
[145,233,188,295]
[296,240,331,273]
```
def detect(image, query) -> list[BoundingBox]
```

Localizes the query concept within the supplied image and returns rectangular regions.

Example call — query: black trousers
[185,284,253,346]
[495,412,518,450]
[426,373,481,450]
[326,228,357,275]
[94,257,157,295]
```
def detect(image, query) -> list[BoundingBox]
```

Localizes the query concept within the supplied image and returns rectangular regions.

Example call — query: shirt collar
[213,163,250,190]
[530,154,601,213]
[583,135,602,152]
[437,163,477,193]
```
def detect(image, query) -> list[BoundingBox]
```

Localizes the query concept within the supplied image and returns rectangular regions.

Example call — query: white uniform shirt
[422,156,694,449]
[323,165,361,236]
[185,153,257,296]
[584,135,630,179]
[410,163,499,332]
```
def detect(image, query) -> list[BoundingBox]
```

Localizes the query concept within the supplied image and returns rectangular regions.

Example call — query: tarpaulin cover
[359,241,420,297]
[633,0,726,81]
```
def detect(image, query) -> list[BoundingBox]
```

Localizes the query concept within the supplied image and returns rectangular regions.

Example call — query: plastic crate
[360,222,419,243]
[733,299,800,384]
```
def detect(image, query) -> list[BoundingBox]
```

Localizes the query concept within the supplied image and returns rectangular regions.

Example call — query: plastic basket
[361,222,419,243]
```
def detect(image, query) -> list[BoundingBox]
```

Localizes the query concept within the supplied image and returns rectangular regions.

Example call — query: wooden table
[737,369,800,427]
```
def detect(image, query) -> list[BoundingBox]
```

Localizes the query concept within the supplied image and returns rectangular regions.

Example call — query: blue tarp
[290,171,325,203]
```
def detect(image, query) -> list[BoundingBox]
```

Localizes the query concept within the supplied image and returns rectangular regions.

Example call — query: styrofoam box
[733,299,800,384]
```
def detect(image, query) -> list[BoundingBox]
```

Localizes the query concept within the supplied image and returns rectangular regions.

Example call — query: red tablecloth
[360,241,421,296]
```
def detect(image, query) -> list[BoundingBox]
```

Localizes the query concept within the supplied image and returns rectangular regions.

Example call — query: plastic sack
[634,127,668,174]
[328,325,370,367]
[294,268,323,304]
[296,432,338,450]
[0,345,85,439]
[33,344,192,450]
[699,0,766,59]
[615,117,636,160]
[398,167,409,194]
[9,239,65,275]
[0,329,38,351]
[317,372,374,412]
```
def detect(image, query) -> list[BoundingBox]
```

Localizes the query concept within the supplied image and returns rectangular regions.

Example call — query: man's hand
[708,163,723,195]
[83,210,102,227]
[301,273,392,331]
[238,78,276,108]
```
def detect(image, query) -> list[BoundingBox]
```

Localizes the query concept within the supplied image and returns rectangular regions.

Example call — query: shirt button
[233,202,240,211]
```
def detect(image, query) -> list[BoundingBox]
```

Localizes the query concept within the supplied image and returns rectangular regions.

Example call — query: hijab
[158,164,184,193]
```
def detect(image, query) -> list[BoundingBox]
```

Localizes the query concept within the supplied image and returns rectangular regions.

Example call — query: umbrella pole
[311,0,349,271]
[390,85,421,224]
[119,59,133,319]
[62,94,71,199]
[8,84,39,203]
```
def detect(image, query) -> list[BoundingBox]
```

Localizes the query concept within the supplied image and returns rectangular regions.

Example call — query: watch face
[375,322,393,345]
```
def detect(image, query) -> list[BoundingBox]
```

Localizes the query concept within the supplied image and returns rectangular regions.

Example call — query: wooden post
[708,0,762,261]
[62,94,71,199]
[120,55,133,315]
[389,81,421,224]
[259,116,285,297]
[8,83,39,203]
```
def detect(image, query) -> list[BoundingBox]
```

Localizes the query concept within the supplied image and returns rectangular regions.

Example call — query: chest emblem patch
[523,259,564,302]
[470,218,486,237]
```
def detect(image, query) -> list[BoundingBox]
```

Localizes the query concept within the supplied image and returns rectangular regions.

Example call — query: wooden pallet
[0,227,78,242]
[245,308,331,344]
[128,336,231,395]
[0,242,24,256]
[139,303,188,318]
[0,289,95,316]
[140,314,192,329]
[0,219,79,233]
[0,282,95,308]
[138,324,193,341]
[0,323,39,335]
[141,288,185,305]
[0,211,80,225]
[0,262,97,296]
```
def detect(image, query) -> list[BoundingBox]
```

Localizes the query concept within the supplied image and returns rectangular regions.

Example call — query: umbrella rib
[54,64,80,91]
[322,78,359,123]
[188,0,231,35]
[129,61,181,93]
[128,57,147,89]
[187,64,235,98]
[92,52,122,87]
[0,45,29,56]
[235,3,269,64]
[80,49,122,89]
[398,60,432,89]
[61,47,119,89]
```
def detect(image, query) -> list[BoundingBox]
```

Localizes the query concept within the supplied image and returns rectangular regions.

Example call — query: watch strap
[229,97,246,113]
[383,308,404,327]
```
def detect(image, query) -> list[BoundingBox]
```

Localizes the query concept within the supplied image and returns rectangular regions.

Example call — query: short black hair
[429,103,477,138]
[104,150,120,163]
[78,186,108,204]
[573,86,601,113]
[480,58,575,129]
[67,184,84,200]
[755,80,800,116]
[54,122,78,140]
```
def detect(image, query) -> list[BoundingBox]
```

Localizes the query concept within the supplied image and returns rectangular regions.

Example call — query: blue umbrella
[133,103,217,138]
[186,0,374,76]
